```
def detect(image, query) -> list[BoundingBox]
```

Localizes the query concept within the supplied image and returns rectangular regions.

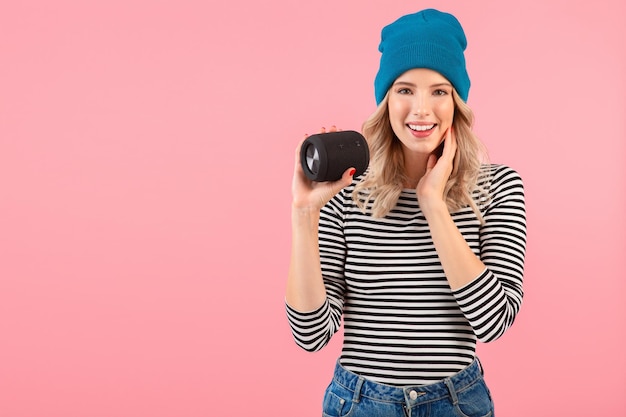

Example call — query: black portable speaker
[300,130,370,182]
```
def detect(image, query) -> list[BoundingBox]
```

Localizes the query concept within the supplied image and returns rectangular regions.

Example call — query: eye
[397,88,412,95]
[433,89,449,96]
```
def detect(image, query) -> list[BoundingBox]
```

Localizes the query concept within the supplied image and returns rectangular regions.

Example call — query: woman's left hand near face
[416,127,457,212]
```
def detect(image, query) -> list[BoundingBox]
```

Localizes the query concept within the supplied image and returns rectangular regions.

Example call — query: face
[387,68,455,157]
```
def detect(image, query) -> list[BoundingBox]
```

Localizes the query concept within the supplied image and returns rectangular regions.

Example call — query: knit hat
[374,9,470,104]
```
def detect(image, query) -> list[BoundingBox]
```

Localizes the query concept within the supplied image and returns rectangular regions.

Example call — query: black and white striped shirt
[286,164,526,386]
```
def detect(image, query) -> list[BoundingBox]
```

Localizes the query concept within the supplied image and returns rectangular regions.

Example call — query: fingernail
[349,168,356,176]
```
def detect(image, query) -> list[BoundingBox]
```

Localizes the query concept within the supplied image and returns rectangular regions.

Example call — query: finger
[329,125,338,132]
[442,128,451,157]
[425,153,438,172]
[442,128,457,160]
[295,140,302,161]
[294,141,304,170]
[329,167,356,189]
[450,127,458,150]
[342,167,356,182]
[295,133,308,161]
[328,167,356,199]
[320,126,326,134]
[315,167,356,208]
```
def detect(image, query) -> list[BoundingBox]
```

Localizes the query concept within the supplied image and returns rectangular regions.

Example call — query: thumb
[342,167,357,185]
[318,167,356,209]
[327,167,356,200]
[337,167,357,189]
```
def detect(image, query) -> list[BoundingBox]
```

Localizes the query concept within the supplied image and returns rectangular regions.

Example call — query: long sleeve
[452,165,527,342]
[286,193,348,352]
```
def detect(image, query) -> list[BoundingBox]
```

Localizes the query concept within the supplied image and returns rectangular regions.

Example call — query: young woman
[286,9,526,417]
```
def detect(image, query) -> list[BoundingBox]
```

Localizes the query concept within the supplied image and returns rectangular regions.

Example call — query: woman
[286,9,526,417]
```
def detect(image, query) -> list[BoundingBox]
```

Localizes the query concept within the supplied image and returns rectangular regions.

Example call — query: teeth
[408,124,435,131]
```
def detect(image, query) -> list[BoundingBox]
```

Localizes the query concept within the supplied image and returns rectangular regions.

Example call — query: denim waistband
[331,358,483,405]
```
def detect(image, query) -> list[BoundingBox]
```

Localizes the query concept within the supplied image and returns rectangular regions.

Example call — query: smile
[407,124,435,132]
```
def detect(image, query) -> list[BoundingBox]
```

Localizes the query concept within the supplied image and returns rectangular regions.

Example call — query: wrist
[420,198,449,219]
[292,205,321,226]
[292,203,321,214]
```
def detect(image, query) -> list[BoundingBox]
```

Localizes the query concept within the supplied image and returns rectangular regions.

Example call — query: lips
[407,123,436,137]
[407,123,435,132]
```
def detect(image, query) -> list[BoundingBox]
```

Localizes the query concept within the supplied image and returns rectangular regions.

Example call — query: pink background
[1,1,624,416]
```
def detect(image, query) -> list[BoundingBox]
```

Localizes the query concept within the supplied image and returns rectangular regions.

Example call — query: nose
[411,92,431,117]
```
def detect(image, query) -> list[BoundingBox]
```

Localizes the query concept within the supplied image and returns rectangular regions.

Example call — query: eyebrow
[393,81,452,88]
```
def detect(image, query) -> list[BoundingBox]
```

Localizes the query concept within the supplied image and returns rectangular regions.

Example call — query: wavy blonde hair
[353,89,489,220]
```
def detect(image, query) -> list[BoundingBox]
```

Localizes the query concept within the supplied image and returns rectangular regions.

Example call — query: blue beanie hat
[374,9,470,105]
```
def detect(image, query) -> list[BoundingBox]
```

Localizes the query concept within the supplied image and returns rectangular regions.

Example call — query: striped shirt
[286,164,527,386]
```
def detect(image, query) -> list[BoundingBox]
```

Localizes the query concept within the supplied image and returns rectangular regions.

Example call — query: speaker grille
[305,144,320,175]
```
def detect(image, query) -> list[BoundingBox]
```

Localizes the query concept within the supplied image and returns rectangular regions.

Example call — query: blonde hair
[353,89,489,220]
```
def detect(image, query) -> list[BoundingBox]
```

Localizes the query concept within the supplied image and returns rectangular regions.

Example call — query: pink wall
[1,0,624,416]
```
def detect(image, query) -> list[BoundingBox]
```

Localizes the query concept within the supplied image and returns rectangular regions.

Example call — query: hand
[292,126,356,211]
[416,127,457,214]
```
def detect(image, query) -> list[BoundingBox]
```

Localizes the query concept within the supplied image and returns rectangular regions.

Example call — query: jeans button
[409,390,418,400]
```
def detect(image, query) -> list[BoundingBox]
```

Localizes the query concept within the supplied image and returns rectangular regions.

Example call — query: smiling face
[387,68,455,158]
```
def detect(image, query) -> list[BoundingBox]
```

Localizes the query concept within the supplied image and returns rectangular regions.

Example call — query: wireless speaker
[300,130,370,182]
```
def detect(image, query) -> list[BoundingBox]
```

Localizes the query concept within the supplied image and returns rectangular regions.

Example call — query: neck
[402,152,429,189]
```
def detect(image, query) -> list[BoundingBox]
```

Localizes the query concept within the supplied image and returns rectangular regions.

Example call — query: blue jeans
[322,358,494,417]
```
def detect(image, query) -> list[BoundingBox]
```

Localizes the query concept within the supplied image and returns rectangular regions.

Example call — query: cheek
[436,102,455,125]
[387,101,405,128]
[387,99,402,118]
